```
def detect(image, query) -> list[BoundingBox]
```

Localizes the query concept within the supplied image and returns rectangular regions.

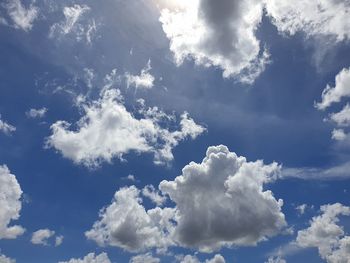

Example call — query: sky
[1,0,350,262]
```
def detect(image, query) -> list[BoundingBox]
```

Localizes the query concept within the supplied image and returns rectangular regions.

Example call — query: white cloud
[331,129,347,141]
[265,256,286,263]
[87,145,285,253]
[179,254,225,263]
[0,165,25,239]
[46,88,205,168]
[281,162,350,180]
[142,185,167,206]
[130,253,160,263]
[296,203,350,263]
[85,186,175,252]
[316,67,350,110]
[295,204,307,215]
[126,60,155,89]
[58,253,111,263]
[49,4,96,43]
[5,0,38,31]
[329,103,350,127]
[0,253,15,263]
[160,145,285,252]
[0,115,15,135]
[31,229,55,246]
[25,107,47,119]
[159,0,269,84]
[55,235,64,247]
[265,0,350,41]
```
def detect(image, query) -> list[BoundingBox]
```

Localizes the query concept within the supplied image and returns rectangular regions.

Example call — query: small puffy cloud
[4,0,38,31]
[0,253,15,263]
[265,0,350,41]
[46,88,205,168]
[55,235,64,247]
[126,60,155,90]
[87,145,285,253]
[160,145,286,252]
[0,115,15,135]
[329,104,350,127]
[331,129,347,141]
[316,67,350,110]
[58,253,111,263]
[129,253,160,263]
[0,165,25,239]
[265,256,286,263]
[142,185,167,206]
[296,203,350,263]
[31,229,55,246]
[159,0,269,84]
[25,107,47,119]
[85,186,175,252]
[296,204,307,215]
[180,254,225,263]
[49,4,97,43]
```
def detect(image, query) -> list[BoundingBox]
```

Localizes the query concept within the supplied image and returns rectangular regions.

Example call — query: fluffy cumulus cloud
[31,229,56,246]
[0,115,15,135]
[296,203,350,263]
[0,165,25,239]
[58,253,111,263]
[25,107,47,119]
[87,145,286,253]
[126,60,155,90]
[180,254,225,263]
[142,185,167,206]
[46,88,205,168]
[159,0,269,84]
[265,0,350,41]
[316,67,350,110]
[0,254,15,263]
[129,253,160,263]
[85,186,175,252]
[4,0,38,31]
[160,145,285,252]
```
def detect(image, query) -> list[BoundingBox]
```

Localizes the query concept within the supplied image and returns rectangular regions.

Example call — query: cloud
[87,145,286,253]
[329,104,350,127]
[296,203,350,263]
[126,60,155,89]
[31,229,55,246]
[316,67,350,110]
[159,0,269,84]
[160,145,285,252]
[142,185,167,206]
[49,4,97,43]
[0,115,15,135]
[265,256,286,263]
[46,88,205,168]
[25,107,47,119]
[4,0,38,31]
[0,254,15,263]
[295,204,307,216]
[0,165,25,239]
[331,129,347,141]
[129,253,160,263]
[265,0,350,41]
[85,186,175,252]
[58,253,111,263]
[55,235,64,247]
[281,161,350,180]
[180,254,225,263]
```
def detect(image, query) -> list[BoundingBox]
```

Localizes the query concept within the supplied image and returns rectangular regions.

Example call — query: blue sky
[1,0,350,263]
